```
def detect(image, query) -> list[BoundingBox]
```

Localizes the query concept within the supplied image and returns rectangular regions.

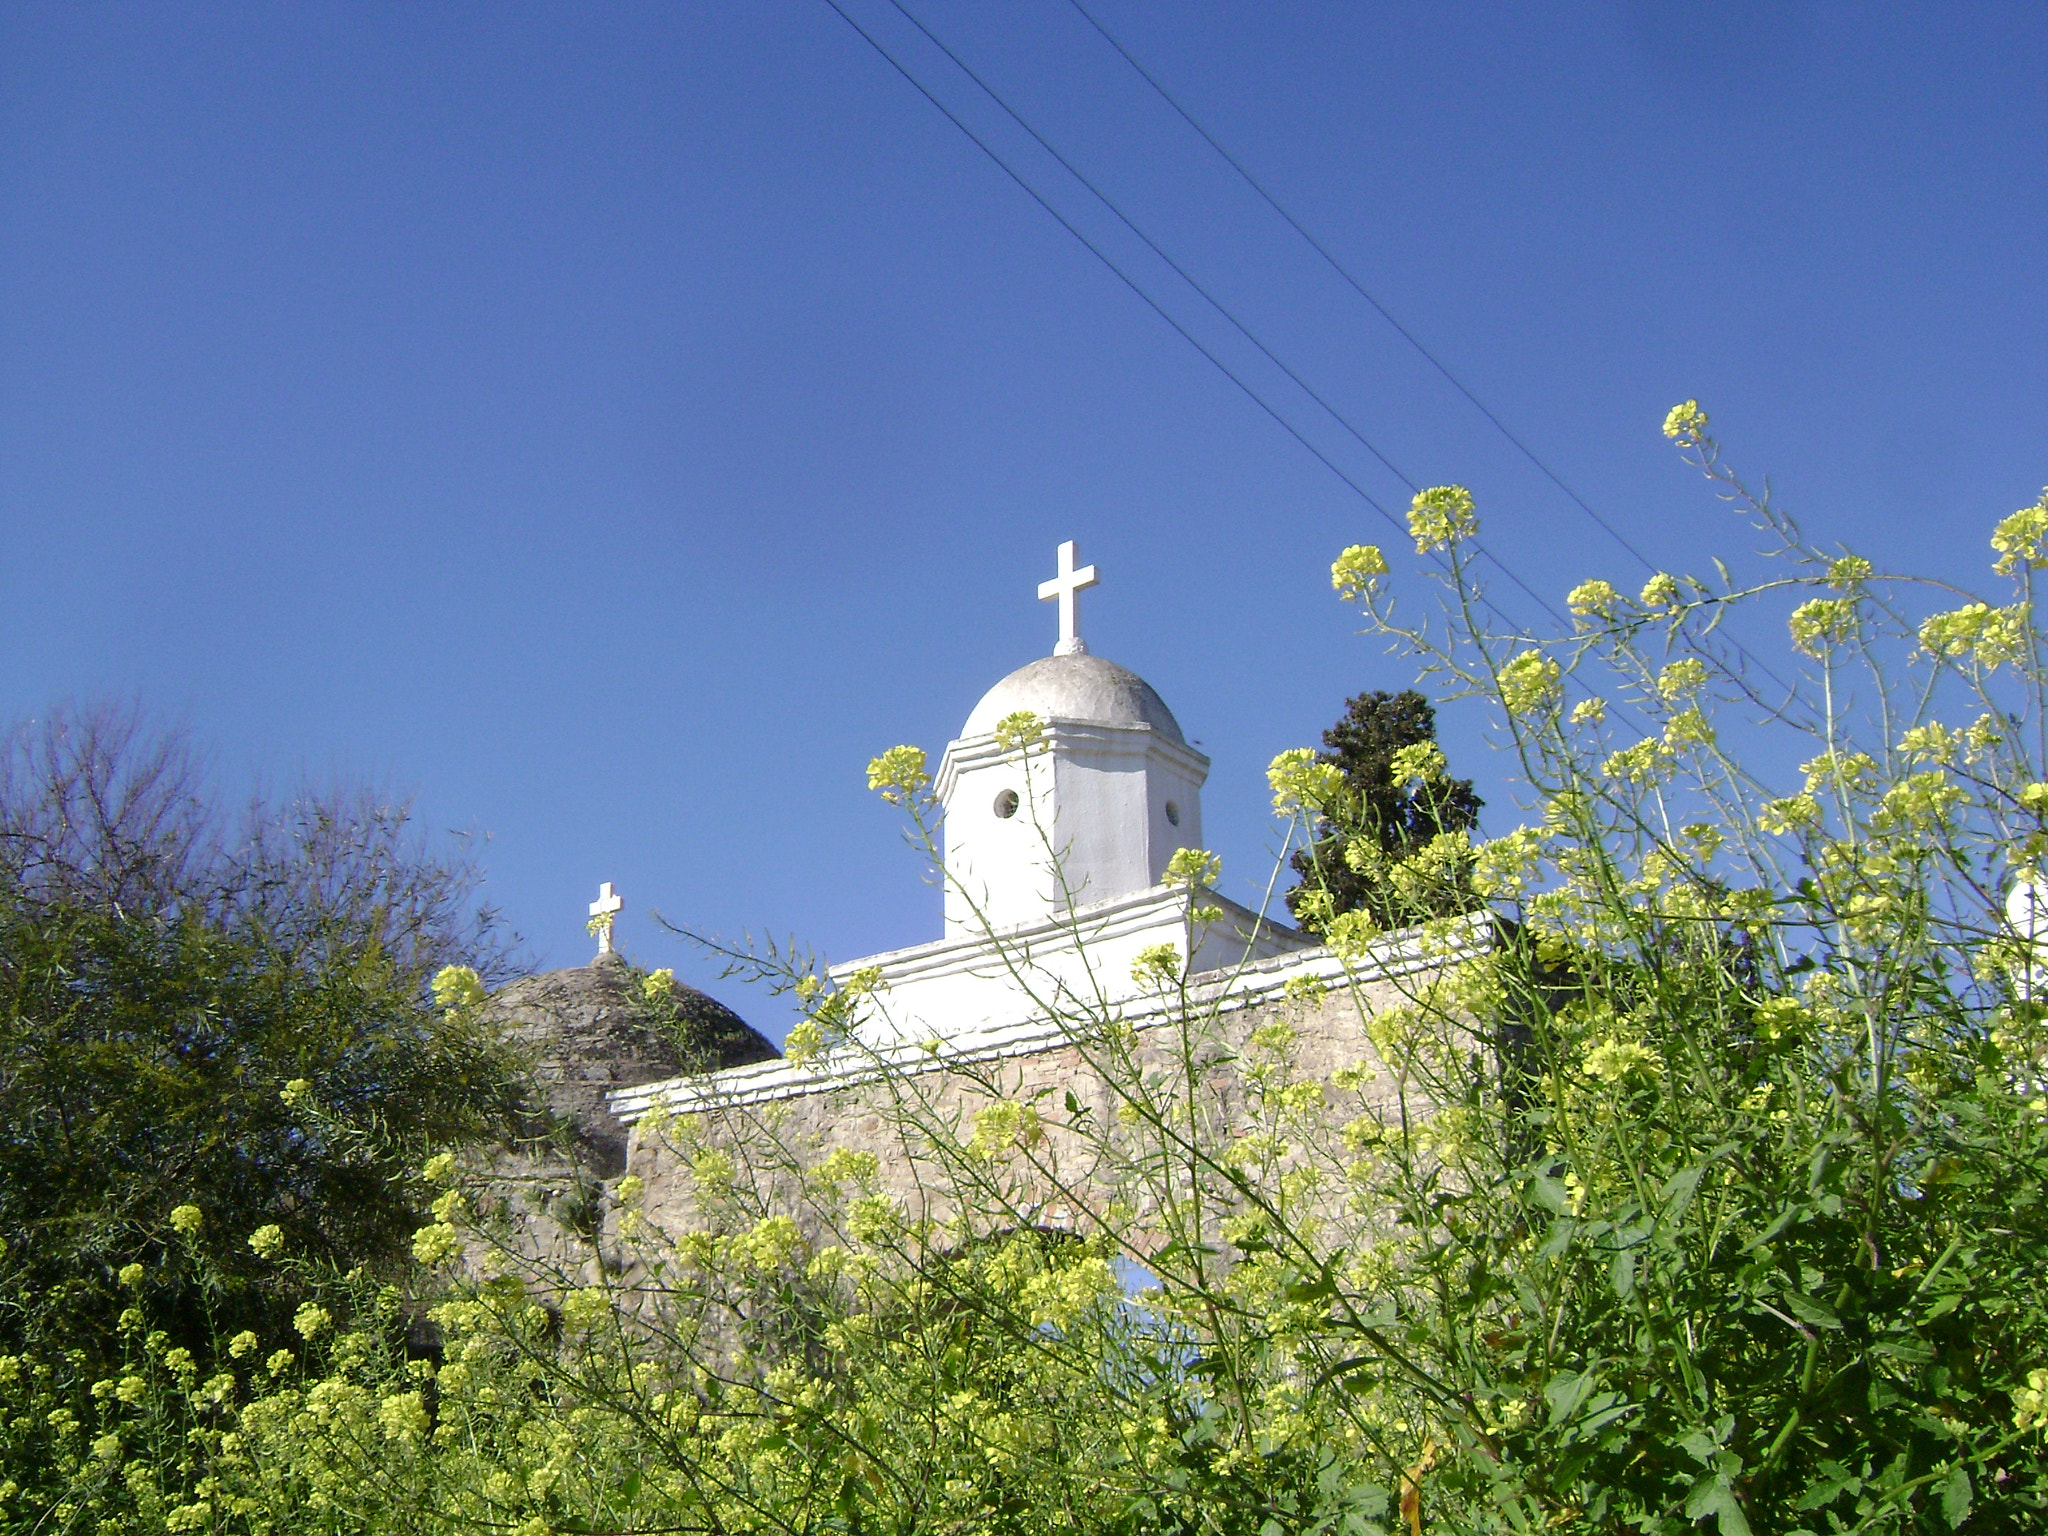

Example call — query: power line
[886,0,1581,632]
[816,0,1414,542]
[1064,0,1803,705]
[824,0,1572,638]
[1066,0,1658,579]
[887,0,1416,496]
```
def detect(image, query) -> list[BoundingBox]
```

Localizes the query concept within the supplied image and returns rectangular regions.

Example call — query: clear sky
[4,2,2045,1040]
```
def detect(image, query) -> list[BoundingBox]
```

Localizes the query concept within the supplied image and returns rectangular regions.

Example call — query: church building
[484,540,1477,1245]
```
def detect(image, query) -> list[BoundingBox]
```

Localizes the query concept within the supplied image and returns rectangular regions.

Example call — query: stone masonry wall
[618,962,1435,1258]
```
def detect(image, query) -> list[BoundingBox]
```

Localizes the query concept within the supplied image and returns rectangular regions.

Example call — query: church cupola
[935,541,1209,934]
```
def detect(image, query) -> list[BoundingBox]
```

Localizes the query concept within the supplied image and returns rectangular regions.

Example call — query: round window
[1164,800,1181,827]
[993,789,1020,819]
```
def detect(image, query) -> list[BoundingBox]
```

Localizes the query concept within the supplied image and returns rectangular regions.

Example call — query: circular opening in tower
[1164,800,1181,827]
[993,789,1021,819]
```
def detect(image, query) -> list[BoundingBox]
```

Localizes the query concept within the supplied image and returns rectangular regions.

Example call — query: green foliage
[1286,689,1483,936]
[632,964,778,1074]
[16,443,2048,1535]
[0,708,526,1380]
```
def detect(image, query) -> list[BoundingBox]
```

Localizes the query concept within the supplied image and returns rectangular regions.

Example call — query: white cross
[1037,539,1100,657]
[589,881,623,958]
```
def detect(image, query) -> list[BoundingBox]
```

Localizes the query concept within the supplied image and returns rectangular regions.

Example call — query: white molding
[608,912,1493,1121]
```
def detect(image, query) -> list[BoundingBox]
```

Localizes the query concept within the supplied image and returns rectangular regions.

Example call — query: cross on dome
[589,881,623,958]
[1037,540,1100,657]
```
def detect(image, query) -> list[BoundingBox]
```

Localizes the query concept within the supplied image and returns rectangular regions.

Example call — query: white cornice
[935,720,1210,801]
[608,912,1494,1121]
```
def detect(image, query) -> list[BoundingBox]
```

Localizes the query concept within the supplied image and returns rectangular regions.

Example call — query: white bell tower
[935,541,1209,935]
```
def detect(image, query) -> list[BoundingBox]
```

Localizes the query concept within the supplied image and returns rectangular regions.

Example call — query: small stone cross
[1038,539,1100,657]
[588,881,623,958]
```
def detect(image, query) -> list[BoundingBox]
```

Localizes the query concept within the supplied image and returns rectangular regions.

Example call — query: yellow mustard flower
[1662,399,1708,445]
[1330,544,1389,600]
[1130,942,1182,989]
[1407,485,1477,553]
[1657,658,1709,698]
[1828,554,1873,589]
[1757,794,1823,835]
[1389,741,1446,785]
[1498,651,1561,716]
[293,1304,331,1341]
[993,709,1044,752]
[1919,601,2032,668]
[1897,723,1956,763]
[411,1223,462,1265]
[430,965,487,1016]
[865,744,930,804]
[1267,748,1345,817]
[1663,708,1715,750]
[1566,579,1619,619]
[1789,597,1859,656]
[1993,491,2048,576]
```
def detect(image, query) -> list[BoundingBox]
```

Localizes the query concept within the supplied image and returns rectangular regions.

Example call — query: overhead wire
[815,0,1407,550]
[823,0,1575,639]
[1064,0,1803,704]
[890,0,1414,495]
[880,0,1575,636]
[1065,0,1661,583]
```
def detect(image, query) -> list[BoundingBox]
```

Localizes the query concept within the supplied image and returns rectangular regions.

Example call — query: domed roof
[961,653,1185,745]
[486,954,777,1176]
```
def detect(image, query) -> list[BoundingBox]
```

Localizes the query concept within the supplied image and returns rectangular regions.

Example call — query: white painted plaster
[608,913,1492,1121]
[940,653,1210,936]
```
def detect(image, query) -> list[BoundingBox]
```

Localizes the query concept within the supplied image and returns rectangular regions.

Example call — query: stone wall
[620,960,1432,1256]
[469,953,778,1284]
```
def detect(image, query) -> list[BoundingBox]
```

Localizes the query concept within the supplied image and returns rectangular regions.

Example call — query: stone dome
[960,653,1185,745]
[486,954,777,1176]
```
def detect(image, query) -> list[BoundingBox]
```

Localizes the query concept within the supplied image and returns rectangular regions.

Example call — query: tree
[1284,687,1482,935]
[27,429,2048,1534]
[0,706,528,1374]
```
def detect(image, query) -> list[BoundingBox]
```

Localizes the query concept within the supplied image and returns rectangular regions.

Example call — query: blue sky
[4,2,2044,1039]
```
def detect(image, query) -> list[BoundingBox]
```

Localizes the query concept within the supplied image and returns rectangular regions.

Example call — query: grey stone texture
[489,951,777,1177]
[470,954,778,1283]
[622,967,1420,1254]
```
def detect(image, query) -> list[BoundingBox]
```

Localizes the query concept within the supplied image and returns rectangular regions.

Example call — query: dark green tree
[0,706,528,1373]
[1284,688,1482,934]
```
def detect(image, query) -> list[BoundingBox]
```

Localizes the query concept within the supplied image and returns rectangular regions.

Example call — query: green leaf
[1783,1290,1842,1330]
[1794,1464,1861,1511]
[1287,1274,1338,1304]
[1544,1367,1595,1427]
[1658,1164,1706,1226]
[1679,1428,1722,1464]
[1610,1248,1637,1299]
[1684,1476,1753,1536]
[1940,1465,1972,1529]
